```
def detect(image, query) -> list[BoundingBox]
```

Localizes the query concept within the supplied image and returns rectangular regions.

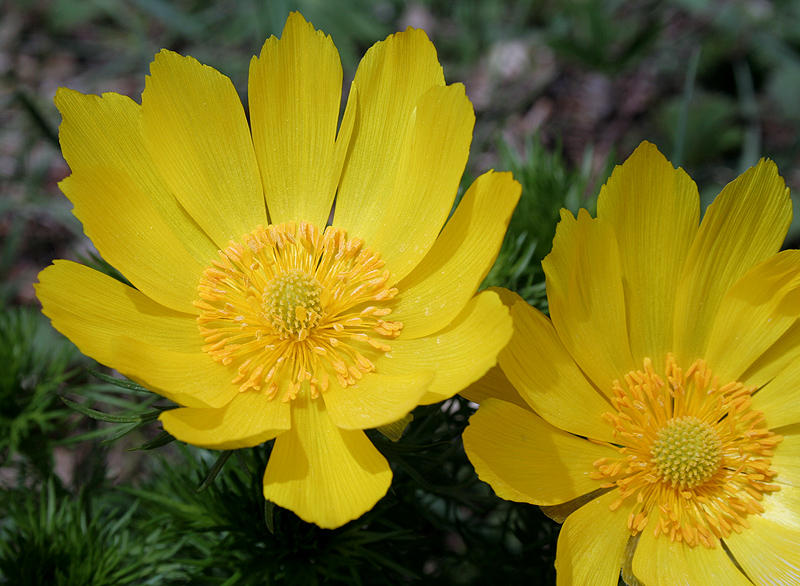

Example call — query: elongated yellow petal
[323,370,432,431]
[60,169,202,313]
[501,298,615,443]
[751,365,800,429]
[458,288,532,410]
[332,80,357,201]
[762,482,800,531]
[392,171,521,338]
[543,209,635,392]
[336,28,472,281]
[673,159,791,365]
[159,391,290,449]
[460,365,532,411]
[742,320,800,391]
[110,336,240,410]
[355,83,474,282]
[375,290,512,405]
[632,522,753,586]
[463,398,620,506]
[141,50,266,249]
[555,491,632,586]
[724,514,800,586]
[335,26,443,226]
[597,141,700,364]
[55,88,217,264]
[36,260,196,350]
[263,394,391,529]
[36,261,238,408]
[488,285,524,306]
[771,428,800,488]
[705,250,800,383]
[249,12,342,228]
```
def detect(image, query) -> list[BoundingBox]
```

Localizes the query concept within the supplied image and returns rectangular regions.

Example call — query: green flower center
[650,415,722,488]
[264,269,324,340]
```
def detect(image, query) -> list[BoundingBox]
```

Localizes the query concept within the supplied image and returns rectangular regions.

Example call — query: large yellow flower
[36,12,519,529]
[463,142,800,584]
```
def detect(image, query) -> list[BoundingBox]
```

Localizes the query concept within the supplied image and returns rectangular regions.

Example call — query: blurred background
[2,0,800,584]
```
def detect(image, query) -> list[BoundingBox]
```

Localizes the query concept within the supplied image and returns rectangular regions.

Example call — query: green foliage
[0,307,84,471]
[60,369,175,450]
[657,91,744,168]
[546,0,662,74]
[125,446,422,585]
[0,479,187,586]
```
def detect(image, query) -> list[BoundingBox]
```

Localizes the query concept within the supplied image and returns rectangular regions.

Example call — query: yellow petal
[332,80,357,201]
[555,491,632,586]
[141,50,266,249]
[357,83,474,282]
[263,394,392,529]
[375,290,512,405]
[724,515,800,586]
[159,391,290,449]
[751,365,800,430]
[35,261,237,408]
[762,482,800,531]
[335,28,473,282]
[392,171,521,338]
[55,88,217,264]
[110,336,240,409]
[334,26,443,232]
[540,488,611,524]
[673,159,791,365]
[463,398,619,506]
[542,209,635,392]
[632,520,753,586]
[249,12,342,228]
[59,169,202,313]
[742,320,800,391]
[323,370,432,430]
[488,284,524,306]
[36,260,196,351]
[459,364,532,411]
[705,250,800,383]
[458,288,531,410]
[771,428,800,488]
[597,141,700,364]
[501,298,616,443]
[375,413,413,442]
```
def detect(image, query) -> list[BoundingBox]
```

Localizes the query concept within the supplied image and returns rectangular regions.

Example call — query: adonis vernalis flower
[463,142,800,584]
[36,12,519,529]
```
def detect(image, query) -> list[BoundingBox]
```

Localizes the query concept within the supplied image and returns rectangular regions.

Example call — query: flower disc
[593,355,782,548]
[194,221,403,402]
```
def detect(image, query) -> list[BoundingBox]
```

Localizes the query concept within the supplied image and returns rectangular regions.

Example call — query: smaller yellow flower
[36,12,520,529]
[464,142,800,585]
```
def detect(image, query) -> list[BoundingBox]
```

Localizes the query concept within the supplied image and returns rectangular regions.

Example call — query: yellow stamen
[193,221,402,401]
[592,354,782,549]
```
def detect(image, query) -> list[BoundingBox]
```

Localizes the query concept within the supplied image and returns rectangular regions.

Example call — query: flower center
[194,221,402,402]
[592,354,782,549]
[650,416,723,488]
[264,269,323,339]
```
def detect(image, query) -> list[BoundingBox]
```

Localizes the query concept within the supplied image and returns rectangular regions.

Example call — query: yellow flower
[463,142,800,584]
[36,12,519,529]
